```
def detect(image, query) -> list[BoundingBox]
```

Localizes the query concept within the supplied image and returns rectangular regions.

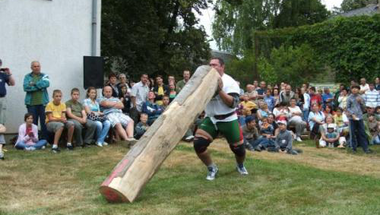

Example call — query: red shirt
[310,94,322,106]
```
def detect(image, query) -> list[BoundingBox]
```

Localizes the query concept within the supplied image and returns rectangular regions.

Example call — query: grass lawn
[1,140,380,215]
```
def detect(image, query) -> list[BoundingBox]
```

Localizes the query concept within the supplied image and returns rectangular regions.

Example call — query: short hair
[31,61,40,66]
[141,73,148,78]
[210,57,225,66]
[310,86,316,92]
[351,85,360,90]
[24,113,33,121]
[163,95,170,99]
[140,113,148,118]
[86,87,96,98]
[108,73,117,79]
[156,75,163,79]
[53,89,62,97]
[71,88,80,95]
[118,73,126,79]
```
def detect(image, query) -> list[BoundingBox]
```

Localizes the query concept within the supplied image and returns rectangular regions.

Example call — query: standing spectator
[288,98,307,142]
[23,61,48,140]
[153,75,169,106]
[168,82,177,102]
[66,88,97,148]
[301,87,310,121]
[273,88,280,106]
[142,92,164,125]
[338,88,349,110]
[279,85,295,105]
[359,78,370,94]
[130,74,150,122]
[256,81,266,99]
[99,86,137,145]
[117,74,130,94]
[263,89,275,112]
[168,75,176,85]
[375,77,380,91]
[0,59,15,160]
[107,73,119,98]
[308,103,325,147]
[45,90,75,153]
[117,74,131,111]
[273,102,290,121]
[309,87,322,107]
[15,113,47,150]
[83,87,111,147]
[253,80,259,89]
[334,84,346,106]
[322,87,334,109]
[346,85,371,153]
[176,70,191,93]
[161,95,170,111]
[364,83,379,108]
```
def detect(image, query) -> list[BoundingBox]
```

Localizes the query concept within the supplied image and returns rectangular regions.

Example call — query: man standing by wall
[23,61,50,140]
[130,74,149,122]
[0,59,15,160]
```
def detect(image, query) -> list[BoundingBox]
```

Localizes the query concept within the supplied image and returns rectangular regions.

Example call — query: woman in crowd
[308,103,325,147]
[288,98,307,142]
[338,88,348,110]
[168,82,177,103]
[323,104,334,116]
[273,88,280,106]
[83,87,111,147]
[15,113,47,150]
[273,102,290,121]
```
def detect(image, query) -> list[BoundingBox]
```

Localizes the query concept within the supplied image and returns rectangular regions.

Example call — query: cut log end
[99,186,130,203]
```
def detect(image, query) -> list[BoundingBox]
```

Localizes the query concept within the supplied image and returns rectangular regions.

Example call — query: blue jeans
[15,140,47,150]
[349,119,368,152]
[27,105,47,140]
[302,108,309,122]
[94,120,111,144]
[246,137,275,148]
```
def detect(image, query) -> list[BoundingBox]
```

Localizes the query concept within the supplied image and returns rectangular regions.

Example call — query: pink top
[16,123,39,146]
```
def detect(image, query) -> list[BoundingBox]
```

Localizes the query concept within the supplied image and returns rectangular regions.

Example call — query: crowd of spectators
[0,58,379,159]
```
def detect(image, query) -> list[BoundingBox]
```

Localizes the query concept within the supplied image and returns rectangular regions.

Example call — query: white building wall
[0,0,102,133]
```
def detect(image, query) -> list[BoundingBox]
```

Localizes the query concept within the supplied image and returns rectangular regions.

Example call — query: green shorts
[198,117,243,144]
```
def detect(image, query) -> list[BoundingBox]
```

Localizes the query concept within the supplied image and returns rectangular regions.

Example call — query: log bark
[99,65,220,203]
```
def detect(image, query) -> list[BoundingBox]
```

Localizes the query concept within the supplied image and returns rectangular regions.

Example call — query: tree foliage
[340,0,378,12]
[255,14,380,84]
[101,0,211,80]
[212,0,329,54]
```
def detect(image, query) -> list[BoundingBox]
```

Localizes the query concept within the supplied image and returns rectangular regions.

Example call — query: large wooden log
[99,65,220,203]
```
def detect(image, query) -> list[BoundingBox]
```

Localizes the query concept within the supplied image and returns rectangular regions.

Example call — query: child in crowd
[373,123,380,145]
[256,116,275,149]
[161,95,170,111]
[142,91,163,125]
[319,115,345,148]
[333,107,349,135]
[0,124,6,160]
[45,89,75,153]
[241,116,260,151]
[135,113,150,140]
[238,94,257,125]
[272,120,301,155]
[15,113,47,150]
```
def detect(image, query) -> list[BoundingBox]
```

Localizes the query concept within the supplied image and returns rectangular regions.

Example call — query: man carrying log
[194,57,248,181]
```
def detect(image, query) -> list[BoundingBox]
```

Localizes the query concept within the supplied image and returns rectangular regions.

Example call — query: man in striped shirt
[364,83,379,108]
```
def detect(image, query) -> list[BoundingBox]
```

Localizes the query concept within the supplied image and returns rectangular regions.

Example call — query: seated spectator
[279,85,295,105]
[319,115,345,148]
[323,104,334,116]
[273,88,280,106]
[117,73,131,97]
[256,81,267,99]
[15,113,47,150]
[256,116,275,149]
[257,101,271,122]
[244,84,258,101]
[373,123,380,145]
[271,120,301,155]
[83,87,111,147]
[66,88,97,148]
[268,114,279,131]
[176,70,191,93]
[119,84,131,114]
[142,91,164,125]
[238,94,257,125]
[168,82,177,103]
[263,88,275,112]
[99,86,137,145]
[333,107,349,136]
[288,98,307,142]
[273,102,290,121]
[241,116,260,151]
[308,103,325,147]
[363,105,378,143]
[168,75,176,85]
[45,89,75,153]
[135,113,150,140]
[153,75,169,106]
[161,95,170,111]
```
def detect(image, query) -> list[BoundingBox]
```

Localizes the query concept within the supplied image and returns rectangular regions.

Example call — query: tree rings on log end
[99,186,130,203]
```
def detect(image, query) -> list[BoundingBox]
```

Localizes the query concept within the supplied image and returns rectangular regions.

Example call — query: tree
[212,0,329,54]
[101,0,211,80]
[340,0,378,12]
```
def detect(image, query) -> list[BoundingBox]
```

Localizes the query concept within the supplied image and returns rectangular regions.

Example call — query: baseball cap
[276,120,287,126]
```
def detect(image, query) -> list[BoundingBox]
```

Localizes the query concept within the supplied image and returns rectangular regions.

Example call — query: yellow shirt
[156,86,164,106]
[45,101,66,123]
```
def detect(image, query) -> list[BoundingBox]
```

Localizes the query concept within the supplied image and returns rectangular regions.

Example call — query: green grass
[1,141,380,215]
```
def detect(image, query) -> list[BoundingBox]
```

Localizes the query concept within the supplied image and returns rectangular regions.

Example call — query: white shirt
[360,84,370,92]
[130,81,150,112]
[205,73,240,123]
[303,93,311,110]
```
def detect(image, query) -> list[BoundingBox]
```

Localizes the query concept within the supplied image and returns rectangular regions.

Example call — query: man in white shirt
[194,58,248,181]
[359,78,370,94]
[130,74,150,122]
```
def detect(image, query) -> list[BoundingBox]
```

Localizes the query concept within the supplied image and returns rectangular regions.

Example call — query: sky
[197,0,344,50]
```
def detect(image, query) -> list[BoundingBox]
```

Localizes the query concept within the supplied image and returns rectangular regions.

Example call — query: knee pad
[193,137,211,154]
[229,143,246,157]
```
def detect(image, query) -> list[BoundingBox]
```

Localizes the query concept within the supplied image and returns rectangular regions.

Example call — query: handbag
[87,112,107,122]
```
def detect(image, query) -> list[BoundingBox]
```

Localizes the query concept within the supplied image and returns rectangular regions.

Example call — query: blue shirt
[264,95,275,111]
[83,98,100,112]
[322,93,334,107]
[0,73,10,97]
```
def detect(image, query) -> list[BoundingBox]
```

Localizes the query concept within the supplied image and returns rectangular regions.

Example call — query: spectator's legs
[53,127,64,146]
[27,105,38,125]
[98,120,111,143]
[15,141,29,150]
[83,120,97,144]
[125,120,134,138]
[115,123,128,140]
[34,140,48,149]
[302,109,309,121]
[349,120,358,151]
[37,105,47,140]
[356,120,369,152]
[69,119,84,146]
[66,122,74,143]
